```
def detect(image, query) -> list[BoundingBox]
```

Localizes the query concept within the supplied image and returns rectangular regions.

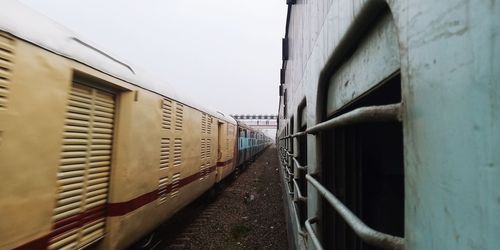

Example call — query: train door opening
[321,74,404,250]
[217,122,224,162]
[50,76,117,249]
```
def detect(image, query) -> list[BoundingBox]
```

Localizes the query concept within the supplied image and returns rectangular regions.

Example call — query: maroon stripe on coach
[216,159,233,167]
[107,162,220,216]
[13,160,229,249]
[13,206,106,250]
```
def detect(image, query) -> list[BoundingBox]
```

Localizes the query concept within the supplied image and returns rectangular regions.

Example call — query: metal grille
[160,138,170,169]
[0,32,14,110]
[50,83,115,249]
[162,99,172,130]
[201,138,206,159]
[200,113,211,179]
[173,138,182,167]
[170,173,181,198]
[207,116,212,134]
[200,162,210,180]
[226,125,234,158]
[205,138,211,159]
[158,176,168,203]
[175,103,183,131]
[201,113,207,134]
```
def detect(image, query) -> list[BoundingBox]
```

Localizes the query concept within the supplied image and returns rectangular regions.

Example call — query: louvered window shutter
[50,83,115,249]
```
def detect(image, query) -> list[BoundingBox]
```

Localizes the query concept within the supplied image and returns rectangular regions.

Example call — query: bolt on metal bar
[305,217,323,250]
[306,174,405,250]
[306,103,402,134]
[292,179,307,202]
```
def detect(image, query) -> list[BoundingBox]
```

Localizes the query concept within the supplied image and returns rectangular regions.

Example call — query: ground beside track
[143,145,287,250]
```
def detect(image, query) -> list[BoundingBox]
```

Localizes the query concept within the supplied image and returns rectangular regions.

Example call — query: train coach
[0,2,271,249]
[277,0,499,250]
[235,121,271,168]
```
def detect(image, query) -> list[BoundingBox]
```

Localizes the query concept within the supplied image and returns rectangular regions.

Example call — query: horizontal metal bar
[306,103,402,134]
[292,157,307,171]
[305,217,323,250]
[292,179,307,202]
[306,174,405,250]
[290,131,307,138]
[280,131,306,140]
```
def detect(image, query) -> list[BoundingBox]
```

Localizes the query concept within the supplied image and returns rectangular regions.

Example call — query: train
[277,0,499,250]
[0,2,272,249]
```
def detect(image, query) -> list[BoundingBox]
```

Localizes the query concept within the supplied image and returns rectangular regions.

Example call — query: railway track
[128,185,224,250]
[129,146,287,250]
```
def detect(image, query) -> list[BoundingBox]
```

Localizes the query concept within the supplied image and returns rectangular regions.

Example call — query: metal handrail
[305,217,323,250]
[292,157,307,171]
[306,174,405,250]
[278,104,400,141]
[293,202,307,237]
[285,166,294,178]
[307,103,401,134]
[283,131,307,139]
[292,179,307,202]
[282,173,294,195]
[283,169,291,181]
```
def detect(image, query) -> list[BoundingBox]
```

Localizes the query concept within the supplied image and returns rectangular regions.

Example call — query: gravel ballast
[142,145,288,250]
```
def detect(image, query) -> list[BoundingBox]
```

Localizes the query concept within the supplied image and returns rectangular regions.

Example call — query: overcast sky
[20,0,286,116]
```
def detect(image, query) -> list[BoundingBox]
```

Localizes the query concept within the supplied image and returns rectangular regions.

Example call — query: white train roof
[0,0,235,124]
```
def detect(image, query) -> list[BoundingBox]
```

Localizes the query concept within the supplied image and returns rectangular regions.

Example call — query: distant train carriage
[277,0,499,250]
[235,121,271,167]
[0,2,271,249]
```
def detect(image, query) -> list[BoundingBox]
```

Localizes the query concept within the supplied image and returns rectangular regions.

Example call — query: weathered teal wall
[278,0,499,249]
[403,1,500,249]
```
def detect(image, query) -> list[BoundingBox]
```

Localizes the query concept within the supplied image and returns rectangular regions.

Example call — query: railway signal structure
[230,114,278,130]
[231,114,277,141]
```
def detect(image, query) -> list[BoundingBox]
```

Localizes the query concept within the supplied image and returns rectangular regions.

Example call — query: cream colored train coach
[0,2,245,249]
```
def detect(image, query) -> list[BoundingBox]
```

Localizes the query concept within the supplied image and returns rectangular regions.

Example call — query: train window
[321,74,404,250]
[289,116,294,154]
[175,103,184,131]
[287,116,294,195]
[297,101,307,166]
[283,89,288,118]
[173,138,182,168]
[0,32,14,110]
[162,99,173,130]
[296,100,307,227]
